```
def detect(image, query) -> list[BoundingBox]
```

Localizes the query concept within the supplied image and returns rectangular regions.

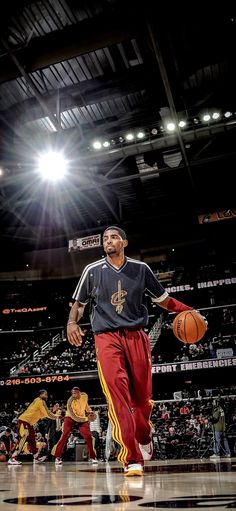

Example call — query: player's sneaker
[55,457,63,465]
[210,454,220,460]
[139,441,153,461]
[8,458,22,465]
[34,455,47,463]
[124,463,143,477]
[89,458,98,464]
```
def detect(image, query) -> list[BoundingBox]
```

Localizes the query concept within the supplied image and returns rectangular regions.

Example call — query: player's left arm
[67,397,86,422]
[85,402,96,421]
[39,399,57,420]
[156,295,193,313]
[157,296,208,328]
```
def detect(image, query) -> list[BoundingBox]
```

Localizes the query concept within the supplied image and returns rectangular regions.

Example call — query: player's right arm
[67,301,85,346]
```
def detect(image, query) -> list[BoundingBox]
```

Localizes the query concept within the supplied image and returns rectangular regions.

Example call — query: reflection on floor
[0,458,236,510]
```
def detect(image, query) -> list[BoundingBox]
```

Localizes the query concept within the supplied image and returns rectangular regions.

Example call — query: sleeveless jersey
[73,256,168,334]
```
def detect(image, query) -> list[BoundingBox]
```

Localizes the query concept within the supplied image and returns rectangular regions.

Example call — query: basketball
[172,310,207,344]
[0,454,6,462]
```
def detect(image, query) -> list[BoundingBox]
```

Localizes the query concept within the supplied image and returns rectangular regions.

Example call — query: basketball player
[52,387,97,465]
[8,389,58,465]
[67,226,193,476]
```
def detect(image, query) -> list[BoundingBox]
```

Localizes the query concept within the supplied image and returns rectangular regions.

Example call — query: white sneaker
[55,457,63,465]
[89,458,98,464]
[124,463,143,477]
[8,458,22,465]
[34,455,47,463]
[139,441,153,461]
[210,454,220,460]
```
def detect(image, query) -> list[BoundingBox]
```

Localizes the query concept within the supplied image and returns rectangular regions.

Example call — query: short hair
[39,389,47,395]
[72,387,80,391]
[103,226,127,240]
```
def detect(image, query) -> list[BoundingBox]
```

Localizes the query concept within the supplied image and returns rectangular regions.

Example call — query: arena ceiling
[0,2,236,265]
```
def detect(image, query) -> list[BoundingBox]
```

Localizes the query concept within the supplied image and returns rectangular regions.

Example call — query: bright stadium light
[137,131,145,139]
[166,122,176,132]
[125,133,134,141]
[92,141,102,149]
[37,152,67,181]
[224,111,232,118]
[178,120,186,128]
[202,114,211,122]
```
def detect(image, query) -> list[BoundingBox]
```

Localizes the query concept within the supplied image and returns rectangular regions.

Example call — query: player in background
[67,226,194,476]
[52,387,97,465]
[8,389,59,465]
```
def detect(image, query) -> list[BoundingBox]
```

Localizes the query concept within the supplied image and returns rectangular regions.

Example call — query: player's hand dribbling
[67,323,84,346]
[196,310,208,328]
[87,411,96,422]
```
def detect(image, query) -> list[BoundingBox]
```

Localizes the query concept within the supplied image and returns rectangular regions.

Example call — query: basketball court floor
[0,458,236,510]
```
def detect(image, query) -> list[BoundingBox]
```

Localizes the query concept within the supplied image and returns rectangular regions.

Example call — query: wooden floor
[0,458,236,510]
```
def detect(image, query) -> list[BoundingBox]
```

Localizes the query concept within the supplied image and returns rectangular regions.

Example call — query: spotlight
[103,141,110,148]
[166,122,176,132]
[193,118,199,124]
[37,151,67,181]
[202,114,211,122]
[92,141,102,150]
[125,133,134,141]
[178,120,186,128]
[151,128,158,135]
[118,136,124,143]
[137,131,145,139]
[212,112,220,120]
[224,111,232,118]
[0,167,3,176]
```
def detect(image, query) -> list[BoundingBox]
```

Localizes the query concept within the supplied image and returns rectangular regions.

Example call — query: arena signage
[165,277,236,293]
[2,306,47,314]
[152,357,236,373]
[198,209,236,224]
[216,348,234,359]
[68,234,101,252]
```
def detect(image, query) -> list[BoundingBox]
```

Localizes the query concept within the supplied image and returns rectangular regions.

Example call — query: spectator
[210,399,231,460]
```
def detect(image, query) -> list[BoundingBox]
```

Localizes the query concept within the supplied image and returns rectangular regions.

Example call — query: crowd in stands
[16,328,96,376]
[0,394,236,461]
[0,329,65,376]
[3,304,234,377]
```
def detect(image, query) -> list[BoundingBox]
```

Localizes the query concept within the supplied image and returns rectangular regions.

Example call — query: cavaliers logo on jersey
[111,280,127,314]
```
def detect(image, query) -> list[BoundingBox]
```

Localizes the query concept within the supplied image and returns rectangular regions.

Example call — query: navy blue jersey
[72,257,168,334]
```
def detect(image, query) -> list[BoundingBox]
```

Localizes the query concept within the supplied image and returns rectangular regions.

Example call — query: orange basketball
[0,454,6,462]
[172,310,207,344]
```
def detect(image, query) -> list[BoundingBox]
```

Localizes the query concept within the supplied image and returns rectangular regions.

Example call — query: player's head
[71,387,80,397]
[39,389,48,400]
[103,226,128,256]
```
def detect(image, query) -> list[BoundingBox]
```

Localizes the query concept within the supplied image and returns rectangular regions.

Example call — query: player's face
[72,389,80,397]
[103,230,126,255]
